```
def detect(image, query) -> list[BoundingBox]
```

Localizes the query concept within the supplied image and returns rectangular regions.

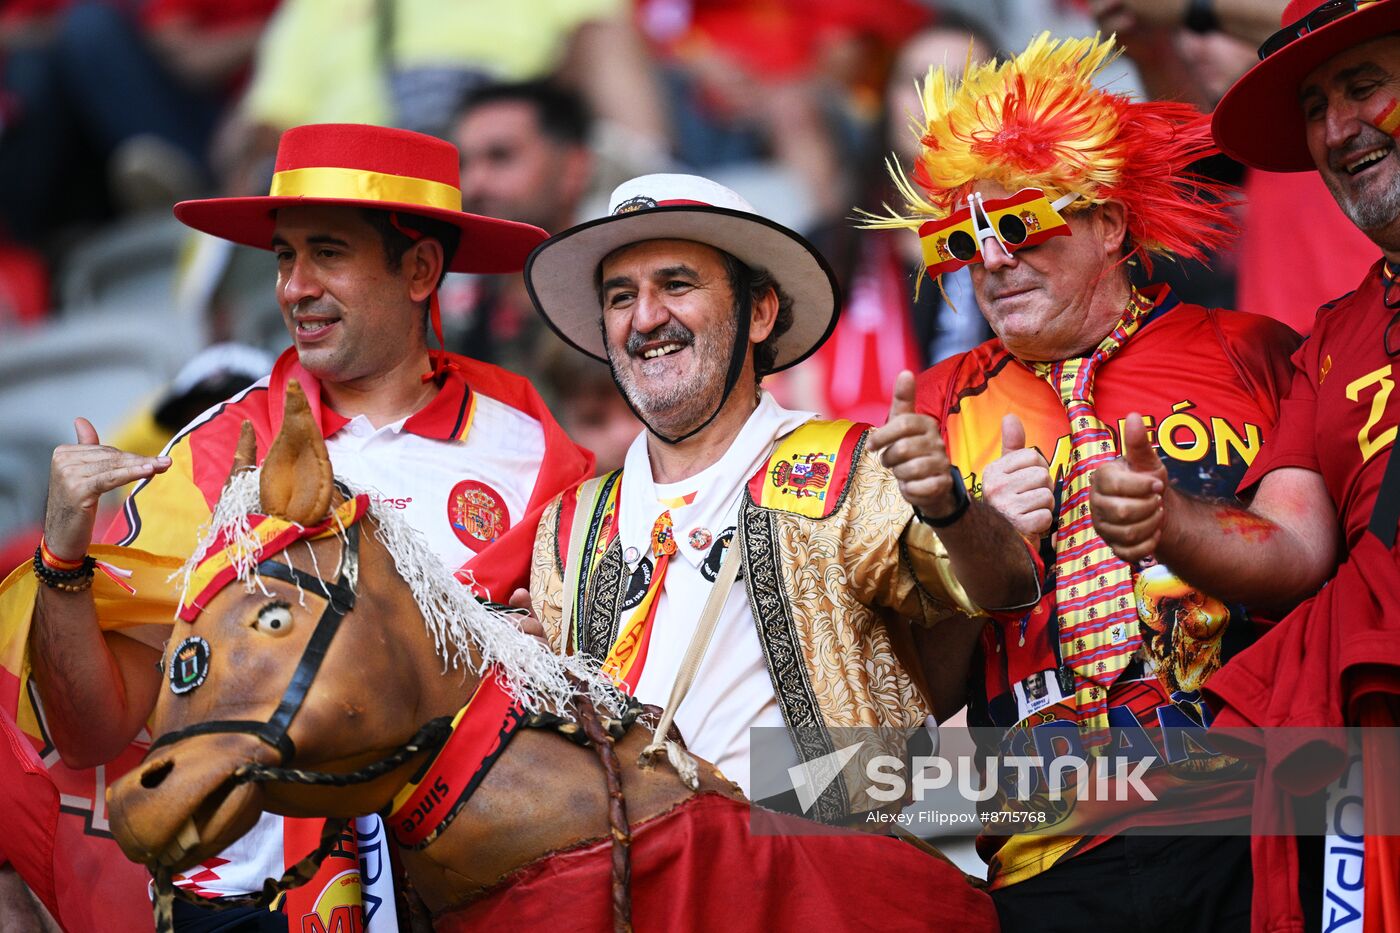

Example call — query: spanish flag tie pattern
[600,511,677,692]
[1032,289,1153,747]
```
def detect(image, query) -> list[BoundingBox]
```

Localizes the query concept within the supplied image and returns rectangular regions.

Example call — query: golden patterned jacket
[529,417,980,819]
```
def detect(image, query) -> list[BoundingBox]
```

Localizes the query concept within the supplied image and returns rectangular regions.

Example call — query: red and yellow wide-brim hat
[1213,0,1400,172]
[174,123,547,273]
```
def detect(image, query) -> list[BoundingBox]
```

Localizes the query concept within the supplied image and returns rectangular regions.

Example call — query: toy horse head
[107,382,490,871]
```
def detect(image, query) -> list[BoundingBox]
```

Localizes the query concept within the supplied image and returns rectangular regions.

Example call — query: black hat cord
[608,267,755,446]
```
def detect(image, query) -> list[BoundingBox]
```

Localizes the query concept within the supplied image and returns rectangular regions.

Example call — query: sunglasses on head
[1257,0,1380,61]
[917,188,1079,277]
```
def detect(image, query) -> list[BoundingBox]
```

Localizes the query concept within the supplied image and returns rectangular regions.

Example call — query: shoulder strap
[639,518,746,784]
[560,476,607,654]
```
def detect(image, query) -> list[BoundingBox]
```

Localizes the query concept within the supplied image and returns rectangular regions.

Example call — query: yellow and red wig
[870,33,1235,276]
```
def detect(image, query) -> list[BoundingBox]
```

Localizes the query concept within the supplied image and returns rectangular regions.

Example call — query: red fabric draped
[441,793,997,932]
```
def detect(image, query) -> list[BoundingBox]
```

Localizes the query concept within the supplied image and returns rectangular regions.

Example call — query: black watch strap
[1184,0,1220,34]
[918,466,970,528]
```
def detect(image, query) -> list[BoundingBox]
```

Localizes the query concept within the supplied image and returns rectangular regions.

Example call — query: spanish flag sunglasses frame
[918,188,1079,277]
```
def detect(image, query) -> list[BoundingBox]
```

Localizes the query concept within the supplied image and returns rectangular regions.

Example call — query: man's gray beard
[1324,155,1400,239]
[608,310,737,433]
[1336,183,1400,234]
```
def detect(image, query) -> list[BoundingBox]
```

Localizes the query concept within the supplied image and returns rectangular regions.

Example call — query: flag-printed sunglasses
[918,188,1079,276]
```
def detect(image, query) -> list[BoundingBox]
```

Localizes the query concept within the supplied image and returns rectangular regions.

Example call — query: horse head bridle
[144,513,458,933]
[141,502,644,933]
[147,518,364,765]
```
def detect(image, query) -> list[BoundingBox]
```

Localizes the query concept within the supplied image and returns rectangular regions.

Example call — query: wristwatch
[917,466,970,528]
[1184,0,1221,34]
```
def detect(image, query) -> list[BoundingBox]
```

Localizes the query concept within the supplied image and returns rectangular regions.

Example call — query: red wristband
[39,537,86,572]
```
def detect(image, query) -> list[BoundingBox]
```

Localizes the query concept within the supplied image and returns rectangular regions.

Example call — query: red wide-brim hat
[174,123,547,273]
[1213,0,1400,172]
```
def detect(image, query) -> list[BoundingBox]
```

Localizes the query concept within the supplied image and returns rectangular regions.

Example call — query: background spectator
[779,13,999,423]
[216,0,667,198]
[440,80,595,381]
[1094,0,1378,332]
[0,0,277,245]
[635,0,932,223]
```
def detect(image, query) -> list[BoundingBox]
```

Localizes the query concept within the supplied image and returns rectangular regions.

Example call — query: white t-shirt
[616,392,810,798]
[324,392,546,601]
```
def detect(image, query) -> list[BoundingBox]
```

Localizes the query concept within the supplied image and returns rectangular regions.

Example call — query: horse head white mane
[175,467,624,719]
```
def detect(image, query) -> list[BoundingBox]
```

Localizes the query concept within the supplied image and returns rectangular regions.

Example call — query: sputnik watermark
[754,726,1400,838]
[864,751,1157,805]
[785,740,1158,823]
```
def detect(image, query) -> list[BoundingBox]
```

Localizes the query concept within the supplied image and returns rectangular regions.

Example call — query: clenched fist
[44,418,171,562]
[981,414,1054,537]
[868,371,958,520]
[1090,413,1169,562]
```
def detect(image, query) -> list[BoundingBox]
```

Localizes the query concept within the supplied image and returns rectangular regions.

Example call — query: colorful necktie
[1034,289,1153,747]
[601,511,676,692]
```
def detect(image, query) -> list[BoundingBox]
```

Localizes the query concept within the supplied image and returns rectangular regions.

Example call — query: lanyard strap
[560,476,609,653]
[637,521,745,786]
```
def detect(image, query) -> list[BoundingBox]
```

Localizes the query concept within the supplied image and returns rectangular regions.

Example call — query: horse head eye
[255,602,295,637]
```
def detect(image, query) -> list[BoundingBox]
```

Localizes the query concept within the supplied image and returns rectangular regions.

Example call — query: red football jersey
[917,286,1300,886]
[1242,259,1400,550]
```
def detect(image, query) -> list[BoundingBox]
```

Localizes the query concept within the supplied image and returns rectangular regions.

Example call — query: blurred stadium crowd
[0,0,1382,578]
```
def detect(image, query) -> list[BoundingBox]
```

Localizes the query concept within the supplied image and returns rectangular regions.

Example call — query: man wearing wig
[868,34,1299,929]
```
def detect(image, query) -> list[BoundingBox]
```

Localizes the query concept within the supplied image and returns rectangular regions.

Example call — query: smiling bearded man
[521,173,1039,825]
[1090,2,1400,928]
[603,239,740,428]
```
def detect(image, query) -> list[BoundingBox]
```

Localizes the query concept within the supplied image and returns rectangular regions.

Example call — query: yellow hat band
[270,166,461,212]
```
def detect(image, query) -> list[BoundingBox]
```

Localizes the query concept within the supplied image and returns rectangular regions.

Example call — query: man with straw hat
[869,32,1302,929]
[1093,1,1400,926]
[8,123,592,929]
[522,172,1039,820]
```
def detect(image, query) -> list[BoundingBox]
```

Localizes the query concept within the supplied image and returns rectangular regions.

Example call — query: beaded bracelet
[33,546,97,592]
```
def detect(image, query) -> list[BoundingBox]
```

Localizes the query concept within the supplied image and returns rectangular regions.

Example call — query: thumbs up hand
[981,413,1055,537]
[868,371,957,519]
[1090,413,1169,562]
[43,418,172,563]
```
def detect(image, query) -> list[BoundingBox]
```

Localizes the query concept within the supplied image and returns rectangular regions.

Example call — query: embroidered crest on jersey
[447,480,510,550]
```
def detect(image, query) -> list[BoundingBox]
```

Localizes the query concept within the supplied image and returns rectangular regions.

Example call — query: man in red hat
[7,123,593,930]
[1092,1,1400,927]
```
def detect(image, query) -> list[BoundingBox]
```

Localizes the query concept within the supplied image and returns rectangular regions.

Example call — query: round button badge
[168,635,211,695]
